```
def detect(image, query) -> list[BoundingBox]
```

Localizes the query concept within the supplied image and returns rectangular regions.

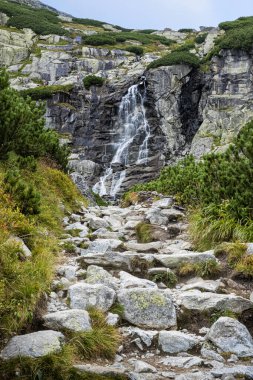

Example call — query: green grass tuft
[178,259,221,279]
[135,222,154,243]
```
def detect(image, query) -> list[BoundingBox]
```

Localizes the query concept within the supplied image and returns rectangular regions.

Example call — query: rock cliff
[1,2,253,196]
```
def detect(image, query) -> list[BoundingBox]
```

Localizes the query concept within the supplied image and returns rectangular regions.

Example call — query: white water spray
[93,78,150,198]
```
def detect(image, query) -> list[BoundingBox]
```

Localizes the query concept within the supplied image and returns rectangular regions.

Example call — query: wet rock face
[179,69,206,144]
[46,77,166,193]
[44,49,253,195]
[145,65,206,163]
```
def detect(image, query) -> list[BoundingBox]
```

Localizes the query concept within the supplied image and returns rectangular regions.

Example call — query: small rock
[159,331,199,354]
[211,365,253,379]
[199,327,210,335]
[106,312,120,326]
[125,241,163,253]
[160,355,204,368]
[134,360,157,373]
[181,278,221,293]
[74,364,126,377]
[201,344,224,362]
[152,198,173,209]
[84,238,123,253]
[88,216,110,230]
[7,236,32,258]
[145,208,168,226]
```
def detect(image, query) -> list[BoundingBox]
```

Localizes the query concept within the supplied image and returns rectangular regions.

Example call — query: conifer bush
[83,75,105,89]
[125,46,144,55]
[0,70,69,170]
[148,51,200,69]
[0,0,67,35]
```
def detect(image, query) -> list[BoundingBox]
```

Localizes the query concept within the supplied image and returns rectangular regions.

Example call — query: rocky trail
[1,194,253,379]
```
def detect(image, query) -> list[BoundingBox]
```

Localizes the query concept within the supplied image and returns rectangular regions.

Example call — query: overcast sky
[44,0,253,30]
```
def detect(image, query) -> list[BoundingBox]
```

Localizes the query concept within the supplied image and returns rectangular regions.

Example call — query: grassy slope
[0,160,87,342]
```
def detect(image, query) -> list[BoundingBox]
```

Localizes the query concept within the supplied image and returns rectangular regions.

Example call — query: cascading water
[93,77,151,198]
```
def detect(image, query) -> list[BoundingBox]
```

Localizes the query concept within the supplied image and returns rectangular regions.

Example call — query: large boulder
[77,251,154,271]
[181,278,222,293]
[119,271,157,289]
[158,331,199,353]
[206,317,253,357]
[0,330,65,360]
[43,309,92,332]
[117,288,177,329]
[177,290,253,315]
[69,283,116,311]
[124,241,163,253]
[85,265,119,290]
[155,251,216,268]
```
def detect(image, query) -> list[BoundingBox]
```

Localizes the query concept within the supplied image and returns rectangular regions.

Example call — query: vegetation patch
[215,242,253,278]
[178,28,195,33]
[195,33,208,44]
[20,84,74,101]
[125,46,144,55]
[84,31,174,47]
[135,222,154,243]
[132,120,253,252]
[68,308,121,360]
[83,75,105,90]
[178,259,221,278]
[148,51,200,69]
[151,271,178,288]
[0,69,86,342]
[0,0,67,35]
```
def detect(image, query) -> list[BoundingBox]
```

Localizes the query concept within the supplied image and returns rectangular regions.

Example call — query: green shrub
[72,17,106,28]
[132,120,253,248]
[195,33,208,44]
[125,45,144,55]
[4,169,41,215]
[0,70,69,170]
[211,17,253,52]
[218,26,253,51]
[20,84,74,100]
[178,28,195,33]
[84,34,117,46]
[174,43,195,52]
[83,75,105,90]
[219,17,253,31]
[148,51,200,69]
[138,29,157,34]
[84,31,174,47]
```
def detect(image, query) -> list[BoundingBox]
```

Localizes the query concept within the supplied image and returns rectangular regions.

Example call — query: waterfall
[93,77,150,198]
